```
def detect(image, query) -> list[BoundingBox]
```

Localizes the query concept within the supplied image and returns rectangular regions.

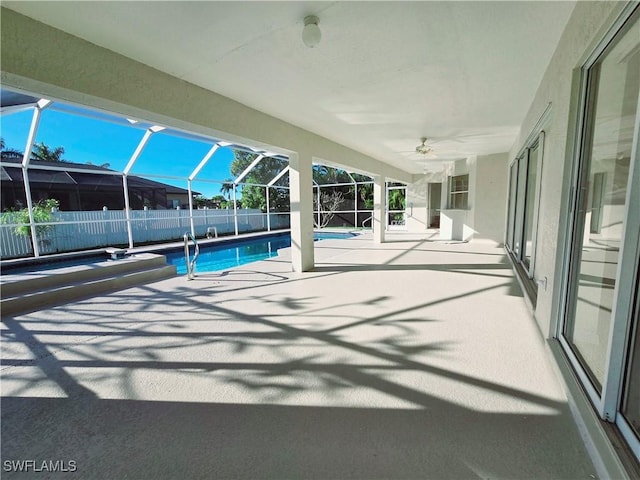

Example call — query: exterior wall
[509,0,629,336]
[439,157,477,241]
[435,154,508,243]
[405,171,444,232]
[473,153,509,245]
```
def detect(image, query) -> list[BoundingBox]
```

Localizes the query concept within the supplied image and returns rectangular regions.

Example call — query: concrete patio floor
[1,233,597,479]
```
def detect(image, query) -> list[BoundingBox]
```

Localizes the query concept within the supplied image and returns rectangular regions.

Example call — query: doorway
[428,183,441,228]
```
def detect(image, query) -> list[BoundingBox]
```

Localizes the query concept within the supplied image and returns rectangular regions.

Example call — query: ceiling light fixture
[302,15,321,48]
[415,137,432,155]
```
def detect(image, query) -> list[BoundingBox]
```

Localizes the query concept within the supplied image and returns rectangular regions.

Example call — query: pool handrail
[183,232,200,280]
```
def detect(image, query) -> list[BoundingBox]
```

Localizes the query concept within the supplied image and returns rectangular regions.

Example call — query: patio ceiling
[3,1,576,174]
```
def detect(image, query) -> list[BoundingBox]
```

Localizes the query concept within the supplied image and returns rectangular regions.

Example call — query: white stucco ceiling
[4,1,576,174]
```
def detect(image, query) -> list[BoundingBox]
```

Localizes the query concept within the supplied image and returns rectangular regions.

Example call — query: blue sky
[0,107,236,198]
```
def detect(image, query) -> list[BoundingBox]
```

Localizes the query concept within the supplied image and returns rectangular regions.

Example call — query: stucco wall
[509,1,629,335]
[406,171,444,232]
[472,153,509,245]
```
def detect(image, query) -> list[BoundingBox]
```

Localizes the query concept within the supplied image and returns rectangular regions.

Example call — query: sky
[0,106,236,198]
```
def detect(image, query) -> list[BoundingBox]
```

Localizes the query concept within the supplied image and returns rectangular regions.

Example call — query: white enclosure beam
[1,103,38,116]
[122,127,157,248]
[268,166,289,187]
[123,129,154,175]
[189,144,219,181]
[316,185,321,227]
[20,99,51,257]
[188,179,195,237]
[2,162,123,176]
[234,154,264,185]
[122,175,134,248]
[266,185,271,232]
[233,186,238,236]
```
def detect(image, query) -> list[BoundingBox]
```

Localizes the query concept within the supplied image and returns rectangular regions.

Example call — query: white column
[373,175,385,243]
[289,152,314,272]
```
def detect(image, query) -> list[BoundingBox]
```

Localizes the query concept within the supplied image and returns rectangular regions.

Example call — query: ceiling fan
[415,137,433,156]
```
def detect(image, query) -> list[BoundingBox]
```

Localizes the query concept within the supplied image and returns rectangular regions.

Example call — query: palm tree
[220,179,235,200]
[31,142,66,162]
[0,137,24,160]
[85,161,111,169]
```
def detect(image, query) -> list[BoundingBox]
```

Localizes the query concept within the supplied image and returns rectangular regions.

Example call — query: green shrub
[1,199,59,237]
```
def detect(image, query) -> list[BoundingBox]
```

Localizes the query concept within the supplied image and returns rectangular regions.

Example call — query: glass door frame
[557,2,640,437]
[508,136,544,279]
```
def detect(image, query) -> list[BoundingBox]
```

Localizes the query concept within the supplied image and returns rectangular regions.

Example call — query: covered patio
[2,1,639,476]
[1,234,595,478]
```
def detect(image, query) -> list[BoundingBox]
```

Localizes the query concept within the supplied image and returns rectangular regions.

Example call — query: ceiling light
[302,15,321,48]
[415,137,432,155]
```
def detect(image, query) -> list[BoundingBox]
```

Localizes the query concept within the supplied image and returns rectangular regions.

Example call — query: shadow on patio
[1,236,596,479]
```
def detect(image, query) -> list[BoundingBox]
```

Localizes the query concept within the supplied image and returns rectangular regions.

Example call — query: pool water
[166,231,356,275]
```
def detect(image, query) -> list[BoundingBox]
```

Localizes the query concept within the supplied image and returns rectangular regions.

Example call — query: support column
[373,175,386,243]
[289,152,314,272]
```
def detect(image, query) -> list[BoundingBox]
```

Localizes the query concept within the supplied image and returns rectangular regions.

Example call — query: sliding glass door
[619,279,639,448]
[560,4,639,460]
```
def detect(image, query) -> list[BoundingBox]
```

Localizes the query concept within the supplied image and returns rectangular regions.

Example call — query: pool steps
[1,253,176,317]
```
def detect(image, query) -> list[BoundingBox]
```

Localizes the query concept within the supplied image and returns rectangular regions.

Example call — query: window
[505,128,545,297]
[448,174,468,209]
[559,4,639,461]
[506,162,518,249]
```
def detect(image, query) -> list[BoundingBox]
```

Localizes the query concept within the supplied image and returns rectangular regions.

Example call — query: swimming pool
[165,231,356,274]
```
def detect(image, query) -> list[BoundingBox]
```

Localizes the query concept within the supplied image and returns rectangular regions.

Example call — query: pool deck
[1,232,597,479]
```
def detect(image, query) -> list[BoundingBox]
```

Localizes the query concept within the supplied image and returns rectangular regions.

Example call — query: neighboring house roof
[0,158,197,195]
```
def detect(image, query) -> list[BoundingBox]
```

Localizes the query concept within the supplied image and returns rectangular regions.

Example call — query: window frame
[447,174,469,209]
[505,106,548,301]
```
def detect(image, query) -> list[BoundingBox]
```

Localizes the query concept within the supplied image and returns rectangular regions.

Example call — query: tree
[85,161,111,169]
[1,198,59,252]
[388,189,406,210]
[230,151,289,212]
[193,194,209,209]
[313,190,345,228]
[358,183,374,209]
[220,179,236,201]
[0,137,24,160]
[31,142,67,162]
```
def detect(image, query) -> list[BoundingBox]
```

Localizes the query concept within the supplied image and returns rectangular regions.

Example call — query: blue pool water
[166,231,356,275]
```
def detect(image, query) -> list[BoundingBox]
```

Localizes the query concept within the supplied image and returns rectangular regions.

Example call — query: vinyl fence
[1,208,290,259]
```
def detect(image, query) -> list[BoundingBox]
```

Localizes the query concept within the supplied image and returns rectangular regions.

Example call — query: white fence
[0,208,291,259]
